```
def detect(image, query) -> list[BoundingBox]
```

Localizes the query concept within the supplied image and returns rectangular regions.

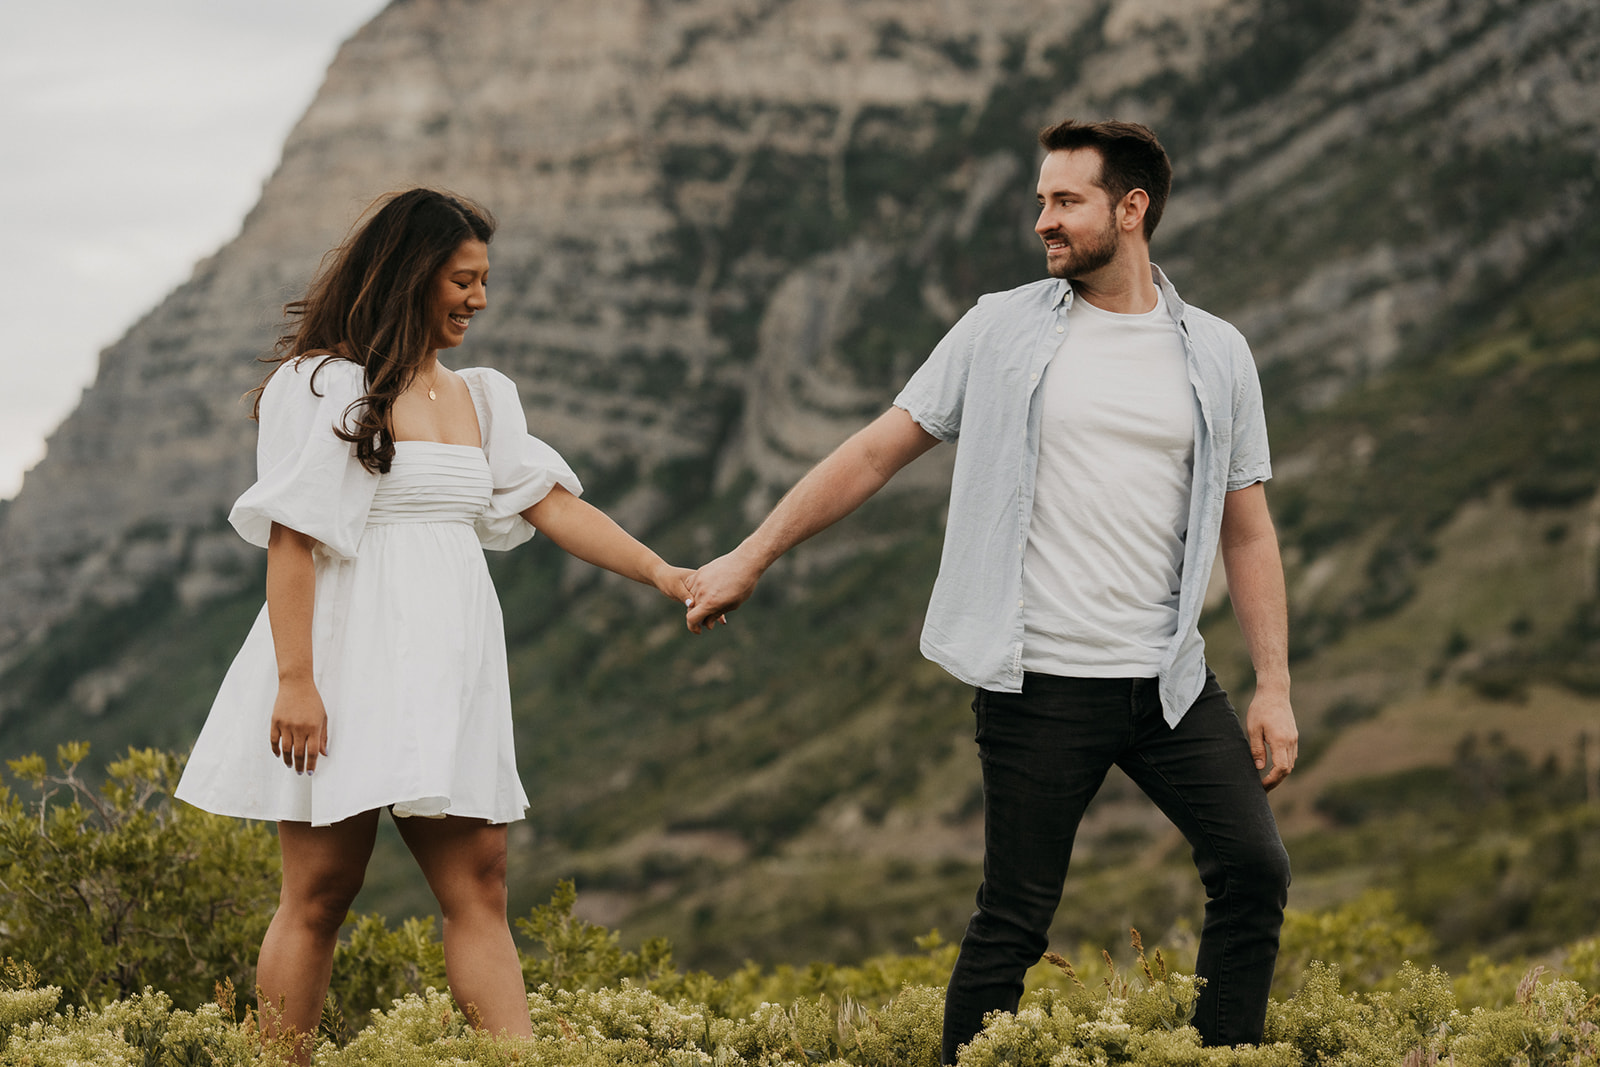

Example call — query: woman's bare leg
[256,811,379,1063]
[394,815,531,1037]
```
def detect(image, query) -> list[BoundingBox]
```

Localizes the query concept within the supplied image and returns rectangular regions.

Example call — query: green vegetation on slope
[2,5,1598,985]
[2,747,1599,1065]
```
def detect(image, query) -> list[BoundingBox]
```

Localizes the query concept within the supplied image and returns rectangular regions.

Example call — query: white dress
[175,356,581,826]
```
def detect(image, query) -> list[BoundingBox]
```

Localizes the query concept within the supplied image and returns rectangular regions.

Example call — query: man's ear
[1118,189,1150,234]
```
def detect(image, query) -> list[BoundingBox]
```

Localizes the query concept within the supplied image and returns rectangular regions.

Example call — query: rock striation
[1,0,1597,682]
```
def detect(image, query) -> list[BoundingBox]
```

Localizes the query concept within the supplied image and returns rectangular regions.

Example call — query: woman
[175,189,692,1057]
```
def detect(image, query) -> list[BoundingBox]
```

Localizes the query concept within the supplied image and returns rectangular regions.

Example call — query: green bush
[2,913,1600,1065]
[1,743,1597,1064]
[1273,890,1433,995]
[323,915,448,1043]
[0,744,279,1009]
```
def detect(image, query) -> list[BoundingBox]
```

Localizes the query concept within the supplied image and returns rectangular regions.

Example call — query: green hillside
[2,1,1598,977]
[4,264,1595,975]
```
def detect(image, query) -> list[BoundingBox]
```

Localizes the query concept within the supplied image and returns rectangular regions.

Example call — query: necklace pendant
[428,389,437,401]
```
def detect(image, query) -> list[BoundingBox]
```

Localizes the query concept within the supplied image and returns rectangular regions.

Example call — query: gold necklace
[422,367,440,401]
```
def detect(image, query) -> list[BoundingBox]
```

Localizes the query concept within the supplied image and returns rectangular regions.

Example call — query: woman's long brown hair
[250,188,496,474]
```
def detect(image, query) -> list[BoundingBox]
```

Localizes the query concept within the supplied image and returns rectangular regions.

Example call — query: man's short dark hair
[1037,120,1173,241]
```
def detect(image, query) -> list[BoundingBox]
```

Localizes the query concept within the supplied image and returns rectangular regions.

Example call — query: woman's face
[427,239,490,352]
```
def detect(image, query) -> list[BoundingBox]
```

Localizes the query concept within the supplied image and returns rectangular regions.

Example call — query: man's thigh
[975,676,1133,878]
[1117,674,1284,877]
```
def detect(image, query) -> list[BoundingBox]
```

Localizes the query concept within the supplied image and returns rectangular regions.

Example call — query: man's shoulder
[1176,301,1253,369]
[973,277,1062,313]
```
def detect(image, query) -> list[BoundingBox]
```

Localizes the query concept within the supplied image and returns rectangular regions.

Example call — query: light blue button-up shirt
[893,265,1272,727]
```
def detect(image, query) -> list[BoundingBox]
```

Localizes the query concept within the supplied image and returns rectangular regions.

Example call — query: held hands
[650,561,735,629]
[1246,687,1298,791]
[270,676,329,774]
[684,550,762,634]
[652,563,696,604]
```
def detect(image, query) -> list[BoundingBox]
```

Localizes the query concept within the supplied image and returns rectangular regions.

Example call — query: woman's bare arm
[522,486,693,602]
[266,522,328,773]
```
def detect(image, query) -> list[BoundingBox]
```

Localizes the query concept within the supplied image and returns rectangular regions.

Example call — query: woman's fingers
[270,721,321,773]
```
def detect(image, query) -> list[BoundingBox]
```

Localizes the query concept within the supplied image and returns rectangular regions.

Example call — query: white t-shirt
[1021,288,1195,677]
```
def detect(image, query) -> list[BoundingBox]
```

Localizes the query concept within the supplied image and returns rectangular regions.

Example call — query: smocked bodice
[365,441,493,527]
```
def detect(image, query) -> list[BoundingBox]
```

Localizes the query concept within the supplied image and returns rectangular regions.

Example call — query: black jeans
[941,671,1290,1062]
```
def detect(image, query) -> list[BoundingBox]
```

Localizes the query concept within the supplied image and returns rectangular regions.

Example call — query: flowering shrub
[3,938,1598,1065]
[0,744,1596,1064]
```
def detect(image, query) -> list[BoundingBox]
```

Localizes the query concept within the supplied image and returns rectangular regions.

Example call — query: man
[685,120,1296,1060]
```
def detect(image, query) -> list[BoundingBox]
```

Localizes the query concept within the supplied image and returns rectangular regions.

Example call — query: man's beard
[1044,212,1118,280]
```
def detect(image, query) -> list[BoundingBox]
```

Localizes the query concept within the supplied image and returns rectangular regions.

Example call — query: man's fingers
[1257,730,1297,790]
[686,598,734,633]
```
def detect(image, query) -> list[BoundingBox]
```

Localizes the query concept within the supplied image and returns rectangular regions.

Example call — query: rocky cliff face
[2,0,1596,669]
[2,0,1599,967]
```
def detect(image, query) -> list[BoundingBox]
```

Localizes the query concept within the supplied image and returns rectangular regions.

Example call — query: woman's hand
[653,563,696,604]
[271,676,329,774]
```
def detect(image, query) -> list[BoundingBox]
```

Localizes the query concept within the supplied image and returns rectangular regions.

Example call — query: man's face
[1035,149,1119,281]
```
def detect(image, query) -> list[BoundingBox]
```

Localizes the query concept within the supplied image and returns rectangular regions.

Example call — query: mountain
[1,0,1597,969]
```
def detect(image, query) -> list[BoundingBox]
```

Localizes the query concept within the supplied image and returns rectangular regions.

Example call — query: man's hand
[685,550,762,633]
[1246,688,1297,790]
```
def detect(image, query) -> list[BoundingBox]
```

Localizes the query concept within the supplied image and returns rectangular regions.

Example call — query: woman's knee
[467,848,510,909]
[435,844,510,918]
[281,869,365,932]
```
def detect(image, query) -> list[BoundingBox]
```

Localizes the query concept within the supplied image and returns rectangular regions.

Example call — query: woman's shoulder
[264,353,365,402]
[456,366,524,414]
[455,365,516,392]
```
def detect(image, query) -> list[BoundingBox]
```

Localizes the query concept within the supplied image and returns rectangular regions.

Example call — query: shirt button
[1056,325,1065,333]
[1029,373,1038,381]
[1017,599,1025,608]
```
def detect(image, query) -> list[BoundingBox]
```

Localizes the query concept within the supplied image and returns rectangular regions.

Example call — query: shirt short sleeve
[1227,335,1273,492]
[461,367,584,551]
[229,356,378,559]
[892,303,982,442]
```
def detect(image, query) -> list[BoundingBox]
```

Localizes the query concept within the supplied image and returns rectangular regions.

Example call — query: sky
[0,0,391,501]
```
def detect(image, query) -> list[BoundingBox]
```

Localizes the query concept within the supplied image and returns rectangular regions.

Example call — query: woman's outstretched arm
[521,485,692,601]
[266,521,328,773]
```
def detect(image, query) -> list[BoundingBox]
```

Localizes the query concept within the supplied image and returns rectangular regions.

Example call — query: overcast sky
[0,0,390,500]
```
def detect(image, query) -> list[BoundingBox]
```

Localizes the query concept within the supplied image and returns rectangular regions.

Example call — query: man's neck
[1070,253,1158,315]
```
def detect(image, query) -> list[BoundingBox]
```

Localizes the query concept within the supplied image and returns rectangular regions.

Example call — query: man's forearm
[686,407,939,630]
[1221,531,1290,692]
[1219,484,1290,693]
[737,430,910,568]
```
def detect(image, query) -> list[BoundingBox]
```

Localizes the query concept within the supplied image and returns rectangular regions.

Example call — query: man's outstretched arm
[686,406,940,632]
[1219,481,1297,790]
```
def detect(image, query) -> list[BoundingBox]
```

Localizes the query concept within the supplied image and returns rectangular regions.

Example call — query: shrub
[324,915,448,1042]
[0,745,279,1009]
[1274,890,1433,995]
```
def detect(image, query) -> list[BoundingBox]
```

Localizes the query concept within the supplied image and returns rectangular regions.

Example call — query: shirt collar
[1052,263,1184,320]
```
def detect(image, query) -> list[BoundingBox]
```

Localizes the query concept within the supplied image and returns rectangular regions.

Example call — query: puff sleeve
[228,357,378,560]
[461,367,583,551]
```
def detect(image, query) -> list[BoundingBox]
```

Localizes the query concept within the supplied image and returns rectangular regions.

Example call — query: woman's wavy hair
[251,188,496,473]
